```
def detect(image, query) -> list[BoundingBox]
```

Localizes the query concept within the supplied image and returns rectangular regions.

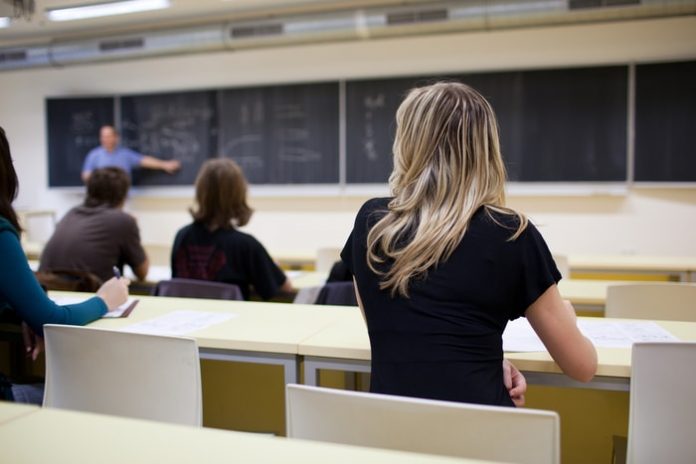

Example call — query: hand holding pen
[95,266,131,311]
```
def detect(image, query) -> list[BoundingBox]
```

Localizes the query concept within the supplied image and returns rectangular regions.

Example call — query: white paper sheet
[503,318,678,352]
[577,320,677,348]
[121,310,237,336]
[52,296,138,318]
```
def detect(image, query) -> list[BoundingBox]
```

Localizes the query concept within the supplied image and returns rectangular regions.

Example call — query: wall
[2,16,696,258]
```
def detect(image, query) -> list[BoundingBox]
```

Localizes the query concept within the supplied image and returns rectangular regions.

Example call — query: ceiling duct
[0,0,694,71]
[50,24,225,66]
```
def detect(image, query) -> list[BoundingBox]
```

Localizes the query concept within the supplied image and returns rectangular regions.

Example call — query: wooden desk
[298,312,696,392]
[0,405,493,464]
[53,292,351,385]
[569,254,696,282]
[557,279,629,313]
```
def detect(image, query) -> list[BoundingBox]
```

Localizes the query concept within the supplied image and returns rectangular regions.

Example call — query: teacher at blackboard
[81,125,181,182]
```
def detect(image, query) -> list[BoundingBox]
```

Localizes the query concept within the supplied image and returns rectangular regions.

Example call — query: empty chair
[43,324,202,426]
[152,278,243,300]
[627,342,696,463]
[605,283,696,321]
[286,384,559,464]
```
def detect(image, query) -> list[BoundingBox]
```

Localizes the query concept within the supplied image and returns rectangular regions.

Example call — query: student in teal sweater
[0,126,130,403]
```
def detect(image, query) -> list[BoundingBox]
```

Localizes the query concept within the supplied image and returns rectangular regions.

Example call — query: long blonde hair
[367,82,527,297]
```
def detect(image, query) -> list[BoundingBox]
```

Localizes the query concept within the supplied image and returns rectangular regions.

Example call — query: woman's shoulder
[356,197,391,223]
[0,216,18,238]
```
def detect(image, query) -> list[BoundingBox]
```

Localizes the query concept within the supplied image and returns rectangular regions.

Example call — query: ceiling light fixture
[46,0,170,22]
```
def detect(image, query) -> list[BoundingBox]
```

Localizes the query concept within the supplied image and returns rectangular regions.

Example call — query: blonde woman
[341,82,597,406]
[172,159,292,300]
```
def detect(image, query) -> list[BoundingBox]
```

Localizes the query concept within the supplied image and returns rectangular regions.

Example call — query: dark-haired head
[84,167,130,208]
[191,158,252,230]
[0,126,22,232]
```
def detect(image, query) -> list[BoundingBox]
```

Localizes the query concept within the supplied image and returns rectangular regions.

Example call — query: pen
[112,266,122,279]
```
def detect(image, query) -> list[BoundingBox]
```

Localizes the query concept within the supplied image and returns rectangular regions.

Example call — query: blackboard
[219,82,339,184]
[121,90,218,186]
[346,66,627,183]
[635,60,696,182]
[46,97,114,187]
[346,76,452,183]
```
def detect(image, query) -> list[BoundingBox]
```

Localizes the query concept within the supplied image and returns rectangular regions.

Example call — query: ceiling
[0,0,418,45]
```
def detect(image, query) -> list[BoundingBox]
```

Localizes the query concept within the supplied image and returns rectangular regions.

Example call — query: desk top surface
[297,312,696,378]
[568,254,696,272]
[0,405,494,464]
[0,401,38,425]
[52,292,352,355]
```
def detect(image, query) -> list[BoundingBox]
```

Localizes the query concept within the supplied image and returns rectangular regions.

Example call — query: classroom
[1,1,695,463]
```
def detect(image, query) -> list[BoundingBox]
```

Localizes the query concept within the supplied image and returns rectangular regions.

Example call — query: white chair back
[43,324,202,426]
[628,342,696,463]
[286,384,560,464]
[606,283,696,321]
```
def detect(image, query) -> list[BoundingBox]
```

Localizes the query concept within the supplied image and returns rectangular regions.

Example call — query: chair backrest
[552,254,570,279]
[35,269,103,292]
[605,283,696,321]
[314,281,357,306]
[286,384,560,464]
[152,278,243,300]
[43,324,202,426]
[627,342,696,463]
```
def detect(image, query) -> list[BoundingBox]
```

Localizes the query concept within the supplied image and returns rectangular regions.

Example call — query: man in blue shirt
[81,125,181,182]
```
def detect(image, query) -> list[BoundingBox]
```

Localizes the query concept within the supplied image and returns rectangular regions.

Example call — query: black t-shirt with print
[341,197,561,406]
[172,222,286,300]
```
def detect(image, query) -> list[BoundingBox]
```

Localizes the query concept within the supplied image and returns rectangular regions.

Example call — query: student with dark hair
[342,82,597,406]
[40,167,149,282]
[0,126,130,403]
[81,125,181,182]
[171,158,293,300]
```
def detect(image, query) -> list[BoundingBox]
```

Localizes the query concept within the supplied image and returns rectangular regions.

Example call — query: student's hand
[21,322,44,361]
[97,277,130,311]
[503,359,527,407]
[163,159,181,174]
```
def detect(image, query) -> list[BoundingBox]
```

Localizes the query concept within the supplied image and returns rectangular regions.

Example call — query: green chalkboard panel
[635,60,696,182]
[47,97,114,187]
[219,82,340,184]
[346,66,628,183]
[120,90,218,186]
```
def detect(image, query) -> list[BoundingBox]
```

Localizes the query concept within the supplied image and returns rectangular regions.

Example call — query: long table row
[70,292,696,393]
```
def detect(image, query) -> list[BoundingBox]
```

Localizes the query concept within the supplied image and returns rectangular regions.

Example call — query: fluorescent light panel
[0,17,10,28]
[47,0,170,22]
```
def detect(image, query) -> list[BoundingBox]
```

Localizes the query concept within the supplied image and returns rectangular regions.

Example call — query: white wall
[2,16,696,258]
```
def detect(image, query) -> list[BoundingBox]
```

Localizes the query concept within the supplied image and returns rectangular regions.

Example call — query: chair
[286,384,560,464]
[605,283,696,321]
[35,268,103,293]
[314,281,357,306]
[152,278,243,300]
[43,324,202,426]
[627,342,696,463]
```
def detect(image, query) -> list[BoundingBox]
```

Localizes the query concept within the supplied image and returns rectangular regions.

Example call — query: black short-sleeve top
[341,197,561,406]
[171,222,287,301]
